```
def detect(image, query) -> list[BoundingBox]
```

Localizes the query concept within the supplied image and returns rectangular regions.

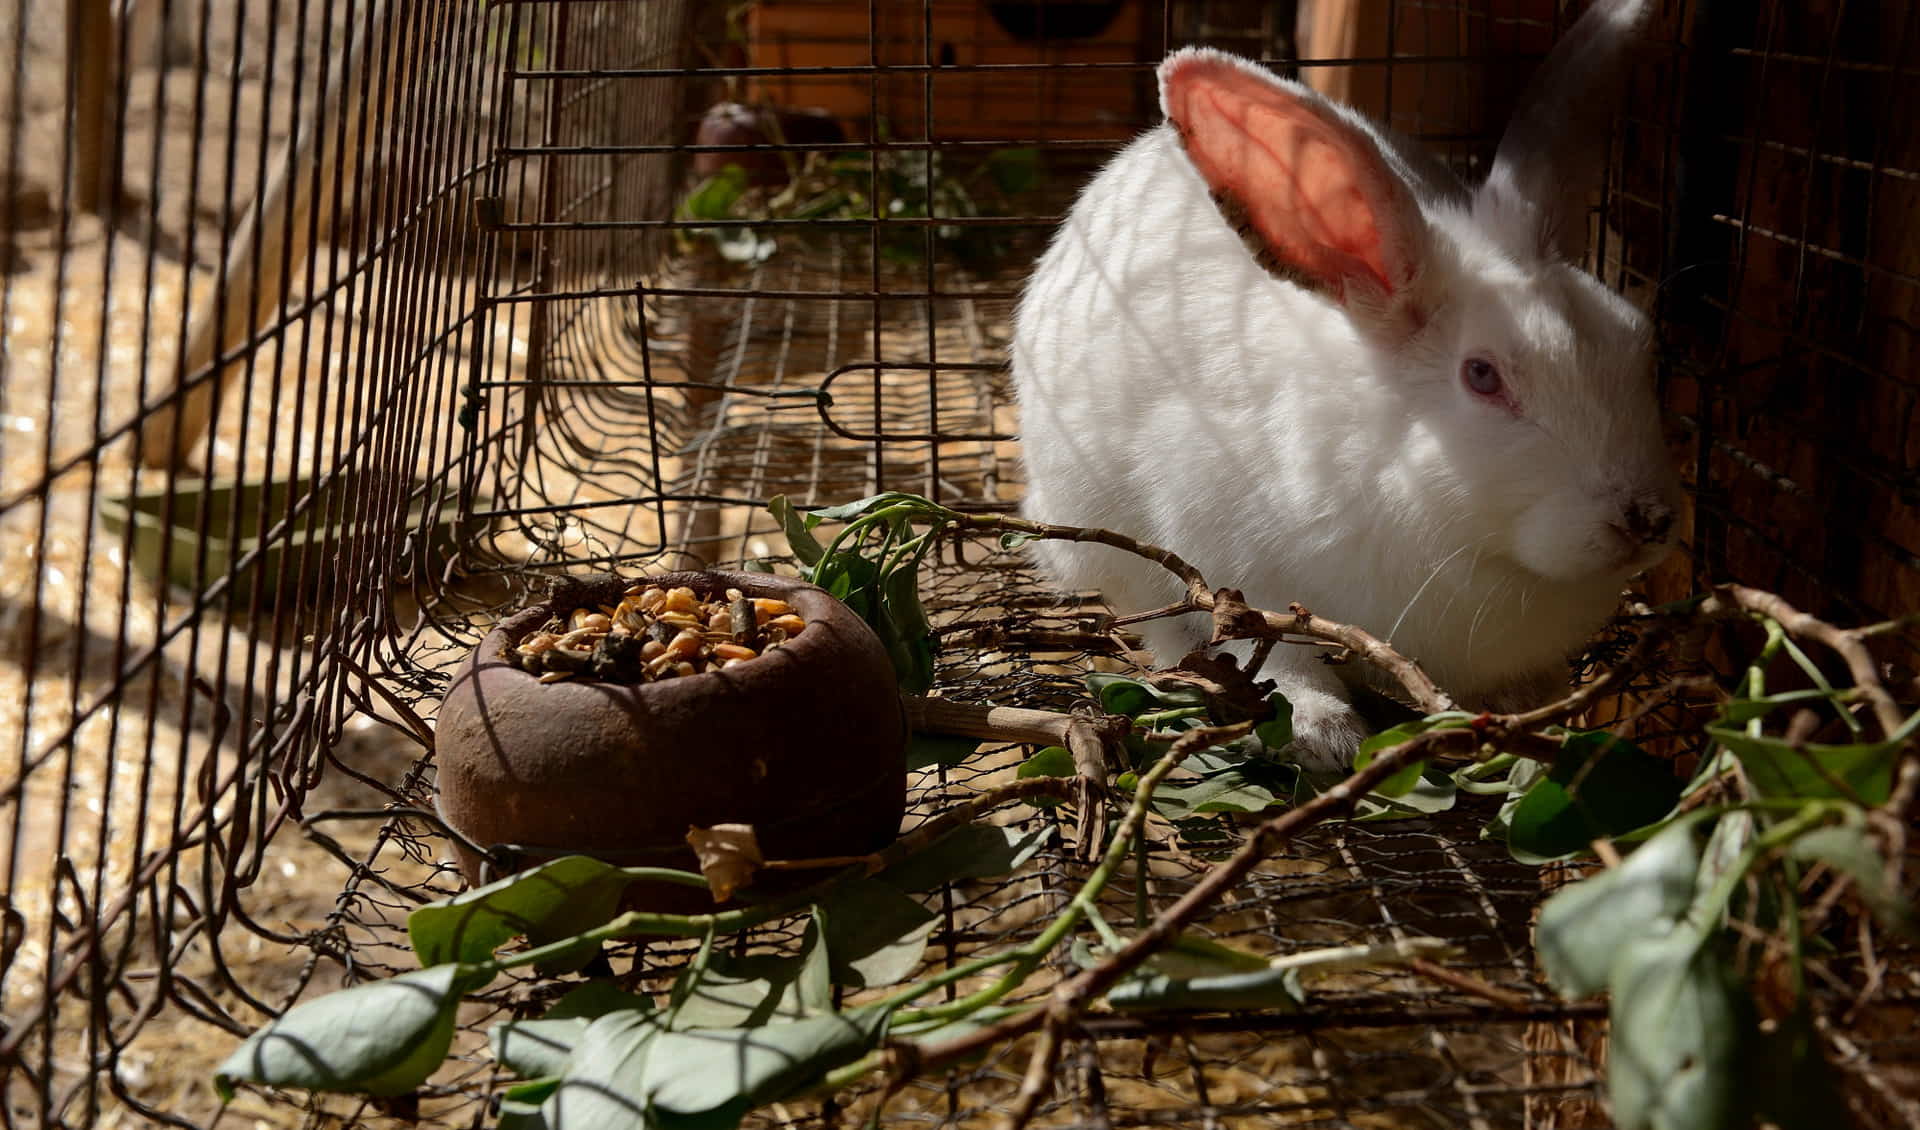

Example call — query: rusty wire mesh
[1,0,1916,1127]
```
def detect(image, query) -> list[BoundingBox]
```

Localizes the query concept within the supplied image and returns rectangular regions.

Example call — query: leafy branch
[215,493,1916,1130]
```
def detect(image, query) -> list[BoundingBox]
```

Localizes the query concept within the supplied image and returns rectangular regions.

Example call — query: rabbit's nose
[1621,498,1674,547]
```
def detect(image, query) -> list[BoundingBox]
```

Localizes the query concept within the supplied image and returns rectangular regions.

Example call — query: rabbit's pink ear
[1161,51,1424,305]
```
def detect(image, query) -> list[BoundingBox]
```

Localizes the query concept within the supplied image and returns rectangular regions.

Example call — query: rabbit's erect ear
[1476,0,1651,262]
[1160,50,1427,309]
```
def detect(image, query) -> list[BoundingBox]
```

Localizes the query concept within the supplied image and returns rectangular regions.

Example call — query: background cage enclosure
[2,0,1917,1126]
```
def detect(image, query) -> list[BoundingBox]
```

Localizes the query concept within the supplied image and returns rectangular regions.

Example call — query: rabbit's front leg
[1208,638,1369,773]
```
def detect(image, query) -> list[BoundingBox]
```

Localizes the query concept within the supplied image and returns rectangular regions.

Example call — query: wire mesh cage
[1,0,1916,1127]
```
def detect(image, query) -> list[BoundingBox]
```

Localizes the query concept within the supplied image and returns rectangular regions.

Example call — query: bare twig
[905,696,1125,747]
[1003,1008,1067,1130]
[1407,958,1537,1010]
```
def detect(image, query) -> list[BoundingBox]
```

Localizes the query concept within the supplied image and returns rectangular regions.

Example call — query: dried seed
[526,582,806,685]
[538,671,573,684]
[558,627,602,649]
[665,630,704,662]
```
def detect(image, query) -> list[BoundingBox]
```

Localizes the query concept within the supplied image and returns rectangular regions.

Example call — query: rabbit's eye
[1462,357,1504,397]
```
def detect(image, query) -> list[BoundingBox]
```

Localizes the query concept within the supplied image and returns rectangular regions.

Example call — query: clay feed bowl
[435,571,908,909]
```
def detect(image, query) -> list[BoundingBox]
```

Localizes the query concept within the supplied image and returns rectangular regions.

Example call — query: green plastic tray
[99,474,476,606]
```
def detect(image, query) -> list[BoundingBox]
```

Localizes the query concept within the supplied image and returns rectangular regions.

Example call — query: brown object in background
[745,0,1152,142]
[692,102,849,186]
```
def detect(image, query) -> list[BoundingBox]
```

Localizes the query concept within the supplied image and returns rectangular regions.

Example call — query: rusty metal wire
[1,0,1917,1127]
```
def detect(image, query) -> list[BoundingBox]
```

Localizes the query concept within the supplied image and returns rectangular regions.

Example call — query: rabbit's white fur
[1013,38,1681,768]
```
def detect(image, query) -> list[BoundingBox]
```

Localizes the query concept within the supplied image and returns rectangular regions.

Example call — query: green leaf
[1107,966,1304,1012]
[641,1009,888,1124]
[497,1077,560,1130]
[1606,930,1745,1130]
[1715,687,1855,726]
[408,855,630,967]
[1706,722,1907,805]
[1357,712,1475,755]
[877,822,1049,893]
[670,951,814,1031]
[1355,713,1476,797]
[811,552,879,611]
[879,563,935,694]
[1506,732,1683,860]
[820,880,936,987]
[1149,772,1277,820]
[491,982,656,1079]
[1085,672,1208,718]
[1355,713,1473,788]
[1479,757,1548,849]
[905,732,981,770]
[1788,823,1913,931]
[1254,693,1293,751]
[213,964,484,1099]
[1144,933,1272,978]
[666,913,827,1032]
[766,495,825,568]
[1353,742,1426,797]
[1016,745,1075,779]
[1351,768,1458,821]
[493,1020,588,1082]
[808,492,943,523]
[540,1010,667,1130]
[997,530,1038,550]
[1536,818,1704,998]
[679,166,747,221]
[794,907,833,1014]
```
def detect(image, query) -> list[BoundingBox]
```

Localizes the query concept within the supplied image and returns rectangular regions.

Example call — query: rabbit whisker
[1466,570,1516,672]
[1387,536,1481,645]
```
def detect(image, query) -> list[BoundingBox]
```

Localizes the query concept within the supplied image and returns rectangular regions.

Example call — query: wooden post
[138,15,379,469]
[66,0,114,214]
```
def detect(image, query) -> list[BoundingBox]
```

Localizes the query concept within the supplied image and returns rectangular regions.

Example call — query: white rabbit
[1012,0,1682,769]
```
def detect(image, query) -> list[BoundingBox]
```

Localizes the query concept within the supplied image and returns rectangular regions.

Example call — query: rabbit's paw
[1276,683,1370,776]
